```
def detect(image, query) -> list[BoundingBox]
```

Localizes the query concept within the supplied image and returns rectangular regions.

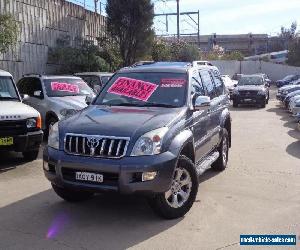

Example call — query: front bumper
[43,147,177,195]
[0,130,43,152]
[232,95,266,104]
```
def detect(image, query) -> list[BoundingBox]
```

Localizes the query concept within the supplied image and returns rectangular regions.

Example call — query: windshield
[44,78,94,97]
[0,76,19,100]
[283,75,294,81]
[94,72,188,107]
[238,76,263,86]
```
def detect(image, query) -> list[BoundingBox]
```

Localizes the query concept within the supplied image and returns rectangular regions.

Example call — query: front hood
[0,101,39,120]
[50,96,88,110]
[60,105,185,138]
[236,85,265,91]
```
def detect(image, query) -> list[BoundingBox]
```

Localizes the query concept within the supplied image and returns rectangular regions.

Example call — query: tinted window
[238,76,263,86]
[79,75,101,88]
[0,76,19,100]
[95,72,188,107]
[43,78,94,97]
[191,71,205,96]
[199,70,216,98]
[101,76,111,85]
[211,73,225,96]
[18,77,42,96]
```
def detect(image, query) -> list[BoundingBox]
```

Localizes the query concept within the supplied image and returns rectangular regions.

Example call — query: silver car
[17,74,95,135]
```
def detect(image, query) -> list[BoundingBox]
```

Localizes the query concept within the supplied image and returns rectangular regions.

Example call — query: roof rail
[22,73,42,77]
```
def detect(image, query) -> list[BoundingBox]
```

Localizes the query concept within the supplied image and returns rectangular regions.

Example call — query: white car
[192,61,220,77]
[0,69,43,160]
[221,75,237,98]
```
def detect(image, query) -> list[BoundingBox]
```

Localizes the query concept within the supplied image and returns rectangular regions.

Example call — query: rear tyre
[52,184,94,202]
[23,150,39,161]
[232,100,238,108]
[211,129,229,171]
[261,101,266,108]
[148,156,198,219]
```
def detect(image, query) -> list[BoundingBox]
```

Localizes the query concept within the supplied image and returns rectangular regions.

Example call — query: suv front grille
[239,90,258,96]
[0,120,27,136]
[64,134,130,158]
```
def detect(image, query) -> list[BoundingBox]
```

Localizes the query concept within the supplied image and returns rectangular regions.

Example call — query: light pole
[176,0,180,40]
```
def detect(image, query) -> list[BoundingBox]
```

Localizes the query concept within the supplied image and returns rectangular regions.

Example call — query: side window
[19,78,43,97]
[191,71,205,97]
[210,72,225,96]
[199,70,216,98]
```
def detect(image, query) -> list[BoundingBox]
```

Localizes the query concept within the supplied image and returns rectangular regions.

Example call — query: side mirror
[21,94,29,100]
[85,95,94,105]
[33,90,42,98]
[233,84,237,87]
[194,96,211,111]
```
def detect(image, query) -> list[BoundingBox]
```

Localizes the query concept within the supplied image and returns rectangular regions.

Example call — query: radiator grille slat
[64,134,129,158]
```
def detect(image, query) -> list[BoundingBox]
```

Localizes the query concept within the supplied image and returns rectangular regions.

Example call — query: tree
[279,22,297,50]
[152,39,171,61]
[287,41,300,66]
[48,37,110,73]
[0,14,19,53]
[106,0,155,66]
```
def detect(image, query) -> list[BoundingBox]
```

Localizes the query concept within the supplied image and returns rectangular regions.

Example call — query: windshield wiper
[138,102,177,108]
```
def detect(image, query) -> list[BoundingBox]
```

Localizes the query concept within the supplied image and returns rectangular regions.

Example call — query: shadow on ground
[286,140,300,160]
[0,189,181,249]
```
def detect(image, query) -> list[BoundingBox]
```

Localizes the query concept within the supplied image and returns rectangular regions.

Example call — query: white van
[0,69,43,160]
[192,61,221,77]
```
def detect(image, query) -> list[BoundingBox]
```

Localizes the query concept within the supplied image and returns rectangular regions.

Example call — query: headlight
[233,89,239,95]
[258,90,266,95]
[26,118,37,128]
[60,109,78,117]
[48,122,59,150]
[131,127,168,156]
[26,115,42,129]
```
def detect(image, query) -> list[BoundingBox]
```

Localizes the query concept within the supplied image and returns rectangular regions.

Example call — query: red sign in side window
[51,82,79,93]
[160,79,186,88]
[107,77,158,102]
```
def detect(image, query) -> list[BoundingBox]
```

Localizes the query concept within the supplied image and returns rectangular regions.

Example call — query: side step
[195,151,219,175]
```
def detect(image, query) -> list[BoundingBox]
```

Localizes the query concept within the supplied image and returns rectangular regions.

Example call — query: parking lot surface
[0,90,299,250]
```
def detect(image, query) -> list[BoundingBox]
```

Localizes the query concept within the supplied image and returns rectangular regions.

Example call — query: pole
[177,0,180,40]
[197,10,200,49]
[83,0,86,9]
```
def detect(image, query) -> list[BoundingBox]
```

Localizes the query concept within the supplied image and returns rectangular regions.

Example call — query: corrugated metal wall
[211,60,300,81]
[0,0,106,81]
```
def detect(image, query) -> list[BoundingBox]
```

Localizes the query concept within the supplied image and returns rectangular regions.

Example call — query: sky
[69,0,300,36]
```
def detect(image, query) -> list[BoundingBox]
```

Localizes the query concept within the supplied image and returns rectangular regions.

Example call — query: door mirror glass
[233,83,237,87]
[33,90,42,98]
[194,96,211,111]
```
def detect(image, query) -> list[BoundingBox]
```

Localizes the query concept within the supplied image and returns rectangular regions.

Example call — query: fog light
[142,171,157,182]
[43,161,49,171]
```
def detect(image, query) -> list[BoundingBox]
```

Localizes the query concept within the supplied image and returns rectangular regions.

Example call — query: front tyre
[148,156,198,219]
[52,184,94,202]
[232,100,238,108]
[211,129,229,171]
[23,150,39,161]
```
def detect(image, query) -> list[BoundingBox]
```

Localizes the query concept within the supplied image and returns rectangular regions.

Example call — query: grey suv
[44,62,232,219]
[17,75,95,135]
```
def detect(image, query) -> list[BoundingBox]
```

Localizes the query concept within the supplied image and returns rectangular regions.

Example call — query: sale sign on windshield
[107,77,158,102]
[51,82,79,94]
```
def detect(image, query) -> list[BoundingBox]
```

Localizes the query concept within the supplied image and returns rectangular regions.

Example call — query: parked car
[288,95,300,112]
[17,74,95,136]
[290,99,300,122]
[75,72,113,94]
[232,73,244,81]
[192,61,220,76]
[44,62,232,219]
[0,69,43,160]
[221,75,237,99]
[232,74,270,108]
[283,90,300,108]
[276,75,300,88]
[276,85,300,102]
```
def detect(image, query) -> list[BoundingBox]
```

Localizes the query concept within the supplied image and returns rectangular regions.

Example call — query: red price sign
[161,78,186,88]
[108,77,158,102]
[51,82,79,93]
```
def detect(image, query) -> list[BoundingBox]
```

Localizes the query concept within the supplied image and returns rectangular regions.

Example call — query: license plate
[75,172,103,183]
[0,137,13,146]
